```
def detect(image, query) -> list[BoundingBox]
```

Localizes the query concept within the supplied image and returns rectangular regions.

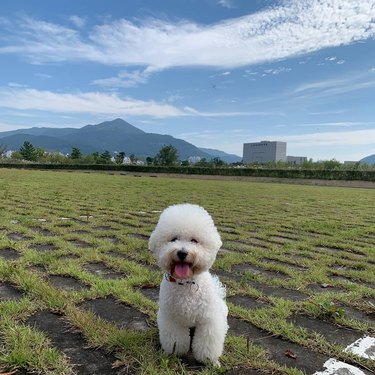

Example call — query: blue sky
[0,0,374,161]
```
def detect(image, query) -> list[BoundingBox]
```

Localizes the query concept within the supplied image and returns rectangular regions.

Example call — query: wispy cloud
[0,0,374,71]
[34,73,52,80]
[216,0,235,9]
[296,121,375,128]
[0,87,184,118]
[263,67,291,76]
[293,73,375,98]
[183,106,269,117]
[0,87,271,119]
[278,129,375,146]
[69,15,87,28]
[7,82,28,88]
[93,69,152,88]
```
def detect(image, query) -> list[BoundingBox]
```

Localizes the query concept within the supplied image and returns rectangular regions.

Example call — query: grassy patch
[0,168,374,374]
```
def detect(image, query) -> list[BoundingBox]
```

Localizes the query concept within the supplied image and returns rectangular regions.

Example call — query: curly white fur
[149,203,228,366]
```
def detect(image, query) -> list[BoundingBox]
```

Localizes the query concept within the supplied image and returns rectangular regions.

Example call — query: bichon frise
[149,203,228,366]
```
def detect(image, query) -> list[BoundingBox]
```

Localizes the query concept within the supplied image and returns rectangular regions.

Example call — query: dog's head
[149,204,222,279]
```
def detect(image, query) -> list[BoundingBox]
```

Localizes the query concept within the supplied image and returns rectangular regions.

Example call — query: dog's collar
[165,273,196,286]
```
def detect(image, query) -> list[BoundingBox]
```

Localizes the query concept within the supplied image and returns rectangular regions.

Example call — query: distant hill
[359,154,375,165]
[0,134,73,153]
[199,147,241,163]
[0,118,215,160]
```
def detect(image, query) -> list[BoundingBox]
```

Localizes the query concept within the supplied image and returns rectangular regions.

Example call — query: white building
[243,141,287,164]
[188,156,201,164]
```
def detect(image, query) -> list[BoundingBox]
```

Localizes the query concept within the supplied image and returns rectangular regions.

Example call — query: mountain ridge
[0,118,239,162]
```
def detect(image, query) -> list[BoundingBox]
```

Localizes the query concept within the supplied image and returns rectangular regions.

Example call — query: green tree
[0,145,7,159]
[115,151,125,165]
[129,154,137,163]
[70,147,82,160]
[10,151,23,161]
[155,145,179,166]
[321,159,342,170]
[146,156,154,166]
[99,150,112,164]
[44,152,67,164]
[211,157,225,167]
[195,158,211,167]
[19,141,37,161]
[82,153,98,164]
[35,147,46,161]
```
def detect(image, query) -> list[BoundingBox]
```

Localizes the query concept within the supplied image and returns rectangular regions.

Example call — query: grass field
[0,169,374,375]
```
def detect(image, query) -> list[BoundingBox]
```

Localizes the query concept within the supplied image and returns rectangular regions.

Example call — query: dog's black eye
[171,237,178,242]
[191,238,198,243]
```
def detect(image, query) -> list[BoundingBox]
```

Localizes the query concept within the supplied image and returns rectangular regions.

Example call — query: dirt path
[117,171,375,189]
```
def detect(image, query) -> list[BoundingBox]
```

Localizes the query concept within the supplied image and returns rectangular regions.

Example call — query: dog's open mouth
[172,262,192,279]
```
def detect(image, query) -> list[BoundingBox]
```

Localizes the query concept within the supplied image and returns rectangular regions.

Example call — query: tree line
[1,141,226,167]
[1,141,374,170]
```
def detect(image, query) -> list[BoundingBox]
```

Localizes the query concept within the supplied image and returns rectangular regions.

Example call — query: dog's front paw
[161,339,190,356]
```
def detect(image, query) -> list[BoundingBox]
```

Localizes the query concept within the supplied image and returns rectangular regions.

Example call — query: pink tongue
[174,263,190,279]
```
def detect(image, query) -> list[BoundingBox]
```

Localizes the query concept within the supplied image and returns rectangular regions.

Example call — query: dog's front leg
[157,311,190,355]
[192,318,227,366]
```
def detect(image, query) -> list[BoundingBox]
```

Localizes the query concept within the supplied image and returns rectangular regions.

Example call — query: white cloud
[293,73,375,98]
[1,0,374,71]
[34,73,52,80]
[183,106,268,117]
[7,82,28,88]
[278,129,375,146]
[217,0,235,9]
[296,121,374,128]
[93,69,152,88]
[0,87,184,118]
[0,87,270,119]
[69,15,87,28]
[263,67,291,75]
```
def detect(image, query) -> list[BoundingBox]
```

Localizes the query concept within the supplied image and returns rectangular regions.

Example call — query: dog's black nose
[177,250,188,261]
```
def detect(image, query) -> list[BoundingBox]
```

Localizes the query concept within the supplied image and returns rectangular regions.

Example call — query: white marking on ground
[313,358,367,375]
[344,336,375,360]
[10,220,19,224]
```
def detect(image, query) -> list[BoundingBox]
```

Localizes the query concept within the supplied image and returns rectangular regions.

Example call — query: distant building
[287,156,307,165]
[243,141,287,164]
[188,156,201,164]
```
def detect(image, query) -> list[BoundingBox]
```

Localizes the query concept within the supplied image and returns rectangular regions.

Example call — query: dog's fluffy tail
[212,274,227,300]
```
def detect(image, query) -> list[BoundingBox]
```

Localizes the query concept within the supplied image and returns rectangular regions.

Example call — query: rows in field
[1,204,374,374]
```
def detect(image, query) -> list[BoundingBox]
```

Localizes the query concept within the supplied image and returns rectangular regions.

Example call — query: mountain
[0,118,212,160]
[199,147,241,163]
[0,134,73,153]
[0,127,79,138]
[359,154,375,165]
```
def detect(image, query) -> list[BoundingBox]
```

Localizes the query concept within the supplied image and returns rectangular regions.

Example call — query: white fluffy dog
[149,203,228,366]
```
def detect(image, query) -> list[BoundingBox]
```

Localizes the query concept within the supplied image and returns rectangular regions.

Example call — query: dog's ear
[148,230,157,253]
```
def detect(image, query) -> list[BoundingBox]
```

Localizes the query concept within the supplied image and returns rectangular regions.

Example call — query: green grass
[0,168,374,374]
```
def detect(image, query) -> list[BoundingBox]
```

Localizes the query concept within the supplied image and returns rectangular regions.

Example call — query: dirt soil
[115,171,375,189]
